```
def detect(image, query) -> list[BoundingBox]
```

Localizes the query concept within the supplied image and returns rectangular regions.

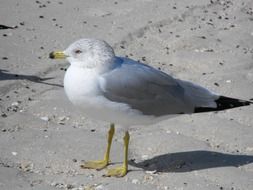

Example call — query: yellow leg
[80,123,115,170]
[104,131,130,177]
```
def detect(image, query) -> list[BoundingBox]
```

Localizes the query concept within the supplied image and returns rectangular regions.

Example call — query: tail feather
[194,96,252,113]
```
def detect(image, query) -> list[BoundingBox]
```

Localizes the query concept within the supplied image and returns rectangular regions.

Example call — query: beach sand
[1,0,253,189]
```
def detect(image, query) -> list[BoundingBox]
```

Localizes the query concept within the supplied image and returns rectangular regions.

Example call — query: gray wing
[99,57,218,116]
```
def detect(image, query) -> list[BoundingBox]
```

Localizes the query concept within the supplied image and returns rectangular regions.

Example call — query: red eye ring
[75,49,82,54]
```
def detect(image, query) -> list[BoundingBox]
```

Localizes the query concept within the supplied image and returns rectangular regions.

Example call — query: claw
[103,165,127,177]
[80,159,109,170]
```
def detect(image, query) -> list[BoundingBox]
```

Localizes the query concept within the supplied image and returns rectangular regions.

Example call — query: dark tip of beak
[49,52,55,59]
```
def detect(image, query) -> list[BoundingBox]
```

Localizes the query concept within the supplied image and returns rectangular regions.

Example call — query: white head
[50,38,115,69]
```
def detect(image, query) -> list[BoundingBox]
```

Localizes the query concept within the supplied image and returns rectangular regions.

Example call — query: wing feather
[99,57,218,116]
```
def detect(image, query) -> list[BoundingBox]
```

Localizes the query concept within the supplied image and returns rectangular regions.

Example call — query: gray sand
[1,0,253,189]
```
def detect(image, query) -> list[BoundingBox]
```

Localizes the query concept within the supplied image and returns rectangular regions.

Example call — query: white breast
[64,65,99,105]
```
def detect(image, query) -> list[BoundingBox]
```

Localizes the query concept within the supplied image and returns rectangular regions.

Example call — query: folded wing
[99,57,249,116]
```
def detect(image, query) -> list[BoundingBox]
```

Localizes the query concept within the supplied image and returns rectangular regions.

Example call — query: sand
[1,0,253,189]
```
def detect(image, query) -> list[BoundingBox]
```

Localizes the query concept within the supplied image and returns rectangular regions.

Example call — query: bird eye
[75,49,82,54]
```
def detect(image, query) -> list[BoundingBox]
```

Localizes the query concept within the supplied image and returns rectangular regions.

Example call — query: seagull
[49,38,252,177]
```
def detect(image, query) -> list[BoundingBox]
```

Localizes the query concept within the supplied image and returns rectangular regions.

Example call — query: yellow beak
[49,51,67,59]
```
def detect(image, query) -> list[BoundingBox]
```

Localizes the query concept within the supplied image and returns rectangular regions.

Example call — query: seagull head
[49,38,115,69]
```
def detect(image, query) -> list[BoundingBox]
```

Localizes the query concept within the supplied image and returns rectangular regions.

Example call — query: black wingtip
[194,96,252,113]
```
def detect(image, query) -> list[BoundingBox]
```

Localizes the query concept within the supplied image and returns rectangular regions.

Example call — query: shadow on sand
[130,150,253,172]
[0,69,63,87]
